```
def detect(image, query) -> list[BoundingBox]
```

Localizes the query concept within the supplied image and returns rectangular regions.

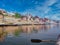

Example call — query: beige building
[33,16,40,23]
[21,16,27,21]
[0,9,7,24]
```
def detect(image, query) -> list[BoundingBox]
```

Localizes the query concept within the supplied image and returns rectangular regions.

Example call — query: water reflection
[21,25,55,33]
[0,24,57,42]
[0,26,7,42]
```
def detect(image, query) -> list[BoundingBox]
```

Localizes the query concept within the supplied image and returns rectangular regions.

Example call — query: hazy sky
[0,0,60,20]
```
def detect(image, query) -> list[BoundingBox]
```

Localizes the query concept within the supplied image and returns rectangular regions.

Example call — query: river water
[0,24,60,45]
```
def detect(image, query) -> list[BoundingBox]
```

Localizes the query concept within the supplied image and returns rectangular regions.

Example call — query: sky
[0,0,60,20]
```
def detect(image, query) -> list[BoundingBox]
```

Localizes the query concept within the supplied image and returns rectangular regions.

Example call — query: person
[56,34,60,45]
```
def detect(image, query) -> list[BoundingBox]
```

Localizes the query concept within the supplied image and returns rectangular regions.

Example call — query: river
[0,24,60,45]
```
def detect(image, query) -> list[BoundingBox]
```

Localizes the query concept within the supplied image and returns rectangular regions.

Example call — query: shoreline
[0,24,45,26]
[0,23,57,26]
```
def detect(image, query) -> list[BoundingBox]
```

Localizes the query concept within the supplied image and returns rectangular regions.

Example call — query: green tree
[15,13,22,18]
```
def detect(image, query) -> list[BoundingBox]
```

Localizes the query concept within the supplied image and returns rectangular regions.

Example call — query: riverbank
[0,24,45,26]
[0,23,57,26]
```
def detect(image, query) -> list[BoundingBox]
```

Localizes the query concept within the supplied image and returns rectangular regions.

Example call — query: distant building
[33,16,40,23]
[21,16,27,21]
[0,9,6,23]
[39,18,45,24]
[0,14,3,19]
[27,14,33,21]
[0,9,7,15]
[7,12,15,17]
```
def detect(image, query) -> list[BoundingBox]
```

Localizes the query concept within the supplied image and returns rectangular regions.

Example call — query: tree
[15,13,22,18]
